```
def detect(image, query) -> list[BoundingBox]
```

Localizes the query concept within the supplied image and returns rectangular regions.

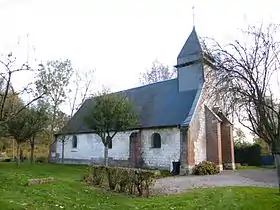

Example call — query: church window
[151,133,161,148]
[72,135,78,148]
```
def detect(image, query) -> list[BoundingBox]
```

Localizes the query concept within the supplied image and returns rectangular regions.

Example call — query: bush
[84,165,158,197]
[35,156,48,163]
[193,161,220,175]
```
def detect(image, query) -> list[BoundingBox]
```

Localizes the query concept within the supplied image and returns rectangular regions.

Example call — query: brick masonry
[205,106,222,169]
[221,122,235,169]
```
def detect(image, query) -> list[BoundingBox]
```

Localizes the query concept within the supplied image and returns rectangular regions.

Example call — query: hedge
[83,165,158,197]
[234,144,261,166]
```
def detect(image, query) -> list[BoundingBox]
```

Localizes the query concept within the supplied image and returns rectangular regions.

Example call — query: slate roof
[57,27,203,135]
[177,27,203,64]
[58,79,198,135]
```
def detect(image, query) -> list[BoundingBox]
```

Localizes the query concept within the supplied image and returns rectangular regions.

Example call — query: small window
[107,136,112,149]
[151,133,161,148]
[72,135,78,148]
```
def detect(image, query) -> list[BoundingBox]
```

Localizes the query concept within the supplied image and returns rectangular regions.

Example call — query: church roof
[177,27,203,65]
[58,79,198,135]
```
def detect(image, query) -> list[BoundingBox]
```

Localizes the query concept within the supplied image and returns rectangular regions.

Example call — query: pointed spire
[177,27,203,66]
[192,5,195,27]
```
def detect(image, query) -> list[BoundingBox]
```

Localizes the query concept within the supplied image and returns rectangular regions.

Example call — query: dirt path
[153,169,278,195]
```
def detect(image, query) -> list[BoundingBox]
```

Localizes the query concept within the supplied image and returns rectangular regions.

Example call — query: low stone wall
[50,157,130,167]
[49,157,171,170]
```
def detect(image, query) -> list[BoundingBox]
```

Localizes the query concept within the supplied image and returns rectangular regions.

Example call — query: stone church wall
[140,127,181,169]
[52,127,180,170]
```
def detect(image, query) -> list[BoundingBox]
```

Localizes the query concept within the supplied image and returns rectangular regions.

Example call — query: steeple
[177,27,203,67]
[176,27,204,92]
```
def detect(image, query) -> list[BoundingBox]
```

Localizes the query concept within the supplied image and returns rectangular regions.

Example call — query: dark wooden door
[129,132,141,168]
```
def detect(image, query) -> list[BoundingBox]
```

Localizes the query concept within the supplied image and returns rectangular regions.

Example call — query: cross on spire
[192,5,195,27]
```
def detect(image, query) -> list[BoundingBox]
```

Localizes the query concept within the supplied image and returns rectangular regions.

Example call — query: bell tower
[175,27,204,92]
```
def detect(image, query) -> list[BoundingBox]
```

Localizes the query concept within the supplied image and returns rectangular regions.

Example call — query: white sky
[0,0,280,141]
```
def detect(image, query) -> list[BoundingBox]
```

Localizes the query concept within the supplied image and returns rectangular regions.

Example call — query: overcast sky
[1,0,279,91]
[0,0,279,140]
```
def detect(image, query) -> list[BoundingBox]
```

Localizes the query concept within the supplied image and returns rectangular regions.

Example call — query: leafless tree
[139,60,176,84]
[68,69,95,117]
[60,68,95,163]
[205,23,280,190]
[0,53,45,128]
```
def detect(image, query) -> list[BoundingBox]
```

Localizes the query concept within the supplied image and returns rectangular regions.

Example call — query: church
[50,27,235,174]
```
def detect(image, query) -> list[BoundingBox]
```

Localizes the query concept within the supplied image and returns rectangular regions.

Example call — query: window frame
[72,135,78,149]
[151,133,161,148]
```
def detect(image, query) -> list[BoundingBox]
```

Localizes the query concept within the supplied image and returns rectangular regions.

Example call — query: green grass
[0,163,280,209]
[237,165,276,170]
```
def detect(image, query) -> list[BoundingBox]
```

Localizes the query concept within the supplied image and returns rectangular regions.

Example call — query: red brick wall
[205,107,222,166]
[221,123,235,168]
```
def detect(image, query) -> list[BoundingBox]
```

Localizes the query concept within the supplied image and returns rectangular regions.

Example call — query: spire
[192,5,195,27]
[177,27,203,66]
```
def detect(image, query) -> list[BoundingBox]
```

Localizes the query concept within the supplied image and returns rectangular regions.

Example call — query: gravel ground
[153,169,278,195]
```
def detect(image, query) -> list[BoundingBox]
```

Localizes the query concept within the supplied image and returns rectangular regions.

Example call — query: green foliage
[6,109,33,144]
[35,156,48,163]
[26,105,49,137]
[6,105,49,144]
[36,59,73,105]
[234,128,246,146]
[234,143,261,166]
[84,165,158,197]
[84,90,138,165]
[253,137,271,155]
[36,59,73,135]
[84,91,138,145]
[193,161,220,175]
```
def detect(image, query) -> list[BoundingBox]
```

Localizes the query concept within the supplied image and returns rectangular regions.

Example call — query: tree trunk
[62,139,65,164]
[104,145,109,166]
[30,141,35,164]
[20,148,23,163]
[274,153,280,192]
[16,143,19,157]
[16,143,20,166]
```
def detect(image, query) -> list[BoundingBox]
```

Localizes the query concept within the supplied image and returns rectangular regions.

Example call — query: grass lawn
[0,163,280,209]
[236,165,276,170]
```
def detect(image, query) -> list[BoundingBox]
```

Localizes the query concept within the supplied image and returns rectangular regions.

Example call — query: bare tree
[55,68,94,164]
[206,24,280,190]
[68,69,95,117]
[0,53,45,124]
[139,60,176,85]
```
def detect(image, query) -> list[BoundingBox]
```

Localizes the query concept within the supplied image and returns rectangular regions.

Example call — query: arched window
[72,135,78,148]
[151,133,161,148]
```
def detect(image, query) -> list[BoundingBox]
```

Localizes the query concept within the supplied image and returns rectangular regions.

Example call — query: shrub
[35,156,48,163]
[84,165,158,197]
[193,161,220,175]
[235,163,241,169]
